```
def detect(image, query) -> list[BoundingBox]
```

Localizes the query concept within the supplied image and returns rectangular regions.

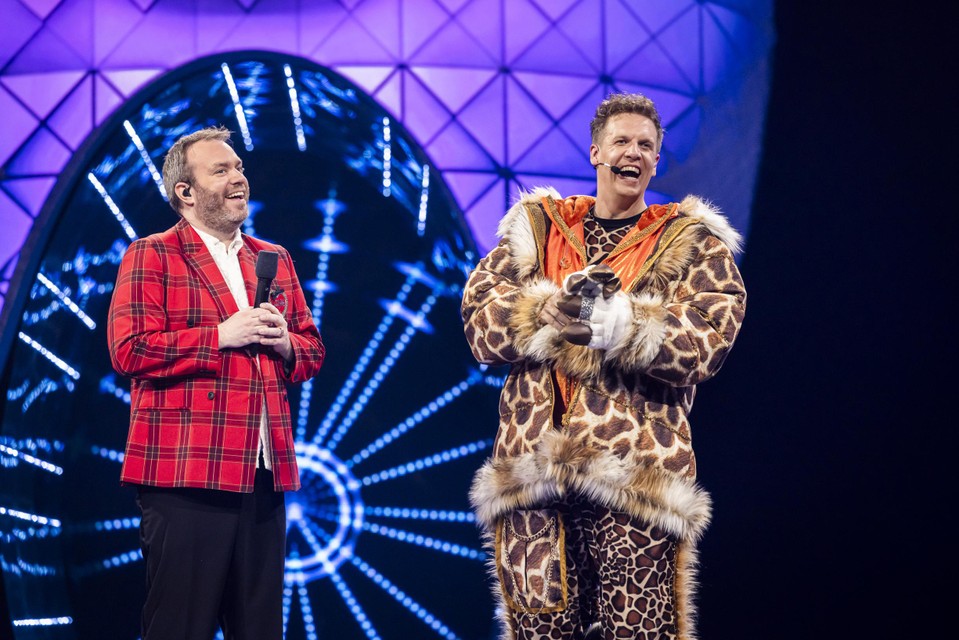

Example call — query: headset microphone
[594,162,623,175]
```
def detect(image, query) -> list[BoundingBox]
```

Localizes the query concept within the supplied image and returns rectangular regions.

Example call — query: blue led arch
[0,52,500,640]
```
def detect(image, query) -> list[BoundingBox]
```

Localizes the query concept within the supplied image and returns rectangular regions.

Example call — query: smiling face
[176,139,250,241]
[589,113,660,219]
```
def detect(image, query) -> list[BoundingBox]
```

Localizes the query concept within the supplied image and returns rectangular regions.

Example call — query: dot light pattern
[0,0,774,339]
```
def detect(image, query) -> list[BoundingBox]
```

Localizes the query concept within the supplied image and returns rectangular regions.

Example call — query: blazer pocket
[130,407,191,452]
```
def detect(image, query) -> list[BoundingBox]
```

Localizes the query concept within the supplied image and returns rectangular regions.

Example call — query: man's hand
[218,303,293,361]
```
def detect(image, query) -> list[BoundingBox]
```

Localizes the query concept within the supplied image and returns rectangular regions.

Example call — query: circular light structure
[0,52,500,640]
[286,444,364,583]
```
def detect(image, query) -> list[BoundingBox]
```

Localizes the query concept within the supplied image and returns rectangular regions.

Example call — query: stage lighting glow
[221,63,254,152]
[87,173,138,241]
[16,332,79,381]
[419,165,431,237]
[284,64,308,152]
[381,117,392,197]
[34,272,97,331]
[349,375,477,466]
[122,120,166,201]
[0,53,501,639]
[11,617,72,628]
[312,275,417,446]
[360,439,493,487]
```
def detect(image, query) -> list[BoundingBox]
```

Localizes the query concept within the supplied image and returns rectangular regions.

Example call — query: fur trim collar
[497,190,743,271]
[497,187,560,280]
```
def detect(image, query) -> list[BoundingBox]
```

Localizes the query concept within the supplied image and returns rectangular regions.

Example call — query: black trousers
[136,468,286,640]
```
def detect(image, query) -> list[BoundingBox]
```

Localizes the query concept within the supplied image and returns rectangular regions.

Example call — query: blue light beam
[122,120,167,201]
[35,272,96,329]
[364,507,475,524]
[12,618,73,628]
[330,570,382,640]
[87,173,137,241]
[360,439,492,487]
[98,374,131,405]
[349,375,479,466]
[381,117,391,197]
[324,293,438,452]
[294,581,319,640]
[17,331,80,381]
[418,164,429,236]
[351,555,460,640]
[311,275,418,445]
[361,522,484,561]
[221,63,254,151]
[0,507,61,528]
[284,64,307,152]
[0,442,64,475]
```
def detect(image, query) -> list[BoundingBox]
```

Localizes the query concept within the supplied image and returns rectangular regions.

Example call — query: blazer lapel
[176,219,241,319]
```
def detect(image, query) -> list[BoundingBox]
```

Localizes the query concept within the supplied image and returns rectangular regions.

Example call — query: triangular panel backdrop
[0,0,773,316]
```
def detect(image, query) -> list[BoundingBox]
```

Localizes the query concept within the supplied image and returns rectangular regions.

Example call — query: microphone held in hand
[253,250,279,307]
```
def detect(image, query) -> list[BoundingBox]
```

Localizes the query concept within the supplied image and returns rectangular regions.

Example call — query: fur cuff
[470,430,711,542]
[509,278,604,379]
[603,292,670,371]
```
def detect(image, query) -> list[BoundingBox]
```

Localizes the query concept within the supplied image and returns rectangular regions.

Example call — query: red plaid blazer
[108,219,324,492]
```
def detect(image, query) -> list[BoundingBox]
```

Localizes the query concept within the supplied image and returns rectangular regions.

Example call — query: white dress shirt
[192,225,273,471]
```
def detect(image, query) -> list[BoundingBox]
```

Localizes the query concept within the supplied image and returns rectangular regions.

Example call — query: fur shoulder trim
[677,195,743,255]
[496,187,560,280]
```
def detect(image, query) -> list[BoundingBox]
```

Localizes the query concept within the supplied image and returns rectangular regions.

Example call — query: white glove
[585,291,632,351]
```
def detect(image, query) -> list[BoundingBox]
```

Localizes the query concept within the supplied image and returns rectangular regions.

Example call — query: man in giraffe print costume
[462,93,746,640]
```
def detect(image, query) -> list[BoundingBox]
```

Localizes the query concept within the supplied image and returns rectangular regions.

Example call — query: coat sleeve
[461,239,529,365]
[461,199,610,379]
[108,238,221,380]
[461,233,604,378]
[605,229,747,387]
[276,247,324,383]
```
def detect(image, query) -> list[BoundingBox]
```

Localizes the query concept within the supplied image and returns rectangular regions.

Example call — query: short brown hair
[589,93,664,150]
[162,126,233,213]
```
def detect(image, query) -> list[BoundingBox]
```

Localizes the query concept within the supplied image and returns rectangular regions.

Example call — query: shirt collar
[191,224,243,256]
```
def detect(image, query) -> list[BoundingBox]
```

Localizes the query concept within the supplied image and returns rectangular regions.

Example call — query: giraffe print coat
[463,187,746,546]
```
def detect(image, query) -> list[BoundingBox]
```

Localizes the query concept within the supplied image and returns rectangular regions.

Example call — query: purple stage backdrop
[0,0,772,324]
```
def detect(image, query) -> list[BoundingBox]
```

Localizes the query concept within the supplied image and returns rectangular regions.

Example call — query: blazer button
[207,392,215,400]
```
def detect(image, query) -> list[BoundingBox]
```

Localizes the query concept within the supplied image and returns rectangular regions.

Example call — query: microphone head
[596,162,622,175]
[255,250,279,279]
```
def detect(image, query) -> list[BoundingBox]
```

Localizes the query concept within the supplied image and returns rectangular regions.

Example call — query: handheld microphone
[253,250,279,307]
[594,162,623,175]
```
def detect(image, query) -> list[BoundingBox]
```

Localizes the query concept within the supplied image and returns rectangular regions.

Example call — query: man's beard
[193,184,248,236]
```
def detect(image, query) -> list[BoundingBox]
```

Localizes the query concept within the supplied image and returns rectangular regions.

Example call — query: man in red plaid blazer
[108,126,324,640]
